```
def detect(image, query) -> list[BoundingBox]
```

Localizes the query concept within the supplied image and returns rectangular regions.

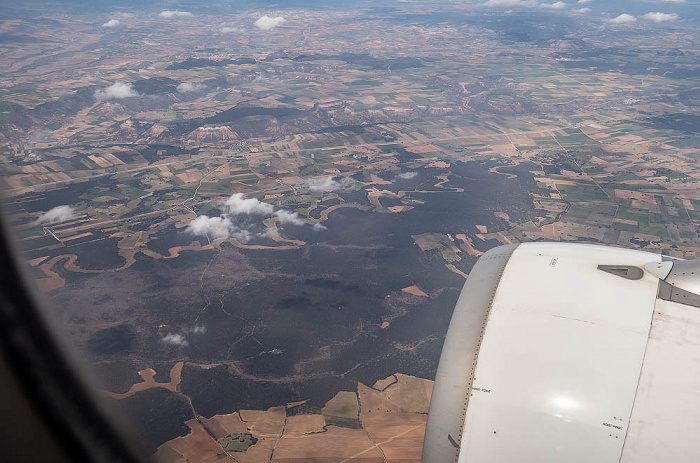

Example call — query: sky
[5,0,698,20]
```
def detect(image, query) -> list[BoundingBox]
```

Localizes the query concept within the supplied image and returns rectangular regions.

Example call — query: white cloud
[573,7,590,13]
[162,326,205,346]
[231,228,255,242]
[254,15,286,30]
[642,12,679,22]
[660,0,684,2]
[187,193,321,242]
[484,0,538,6]
[313,223,327,231]
[225,193,275,215]
[159,10,192,18]
[186,214,260,242]
[578,0,591,3]
[94,82,139,101]
[608,13,637,24]
[307,176,355,192]
[307,177,334,192]
[101,19,121,28]
[398,172,418,180]
[186,215,233,239]
[275,210,305,226]
[35,205,78,224]
[176,82,206,93]
[161,333,189,346]
[540,1,566,8]
[221,25,244,33]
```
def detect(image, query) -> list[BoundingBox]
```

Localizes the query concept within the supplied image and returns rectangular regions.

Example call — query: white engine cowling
[422,242,700,462]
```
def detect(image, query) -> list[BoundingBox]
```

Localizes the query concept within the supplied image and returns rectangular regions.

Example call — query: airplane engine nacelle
[422,242,700,463]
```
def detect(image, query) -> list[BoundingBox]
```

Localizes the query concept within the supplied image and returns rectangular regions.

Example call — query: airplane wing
[422,242,700,462]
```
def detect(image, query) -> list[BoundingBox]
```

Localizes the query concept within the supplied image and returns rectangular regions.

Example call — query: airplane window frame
[0,208,142,463]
